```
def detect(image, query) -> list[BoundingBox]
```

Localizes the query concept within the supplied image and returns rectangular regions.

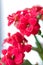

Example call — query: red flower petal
[2,49,7,55]
[15,53,23,64]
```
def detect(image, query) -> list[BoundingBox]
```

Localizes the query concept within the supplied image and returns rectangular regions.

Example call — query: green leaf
[39,52,43,60]
[41,35,43,38]
[38,30,41,35]
[37,14,41,19]
[22,60,32,65]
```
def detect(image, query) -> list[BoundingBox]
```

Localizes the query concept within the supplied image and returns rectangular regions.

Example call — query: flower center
[27,24,30,27]
[11,55,15,60]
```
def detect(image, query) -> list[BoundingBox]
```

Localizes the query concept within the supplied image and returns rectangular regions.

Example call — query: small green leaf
[38,30,41,35]
[22,60,32,65]
[41,35,43,38]
[39,52,43,60]
[37,14,41,19]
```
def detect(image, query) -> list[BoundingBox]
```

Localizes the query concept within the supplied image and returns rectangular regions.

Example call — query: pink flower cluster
[0,63,2,65]
[2,32,32,65]
[1,6,43,65]
[7,6,43,36]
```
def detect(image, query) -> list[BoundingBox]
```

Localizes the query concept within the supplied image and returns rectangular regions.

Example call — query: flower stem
[33,35,43,60]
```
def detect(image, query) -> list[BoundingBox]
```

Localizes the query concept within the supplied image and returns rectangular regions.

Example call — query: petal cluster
[2,32,32,65]
[7,6,43,36]
[2,6,43,65]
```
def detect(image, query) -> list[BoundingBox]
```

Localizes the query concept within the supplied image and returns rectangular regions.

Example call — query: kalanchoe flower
[2,49,7,55]
[40,8,43,15]
[3,32,32,53]
[2,6,43,65]
[4,32,28,45]
[17,17,40,36]
[0,63,1,65]
[0,63,2,65]
[7,14,15,26]
[2,46,24,65]
[7,11,21,26]
[32,6,42,12]
[2,32,32,65]
[2,44,32,65]
[0,60,3,65]
[7,6,43,36]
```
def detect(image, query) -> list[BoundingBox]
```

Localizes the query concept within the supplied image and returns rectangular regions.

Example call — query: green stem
[32,47,43,60]
[22,60,32,65]
[34,35,42,50]
[32,47,38,52]
[38,52,43,60]
[33,35,43,60]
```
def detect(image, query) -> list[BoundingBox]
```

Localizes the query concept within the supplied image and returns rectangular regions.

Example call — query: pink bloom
[2,32,32,65]
[2,44,32,65]
[17,16,40,36]
[32,23,40,35]
[7,11,21,26]
[0,63,2,65]
[2,46,24,65]
[32,6,42,12]
[7,15,15,26]
[40,8,43,15]
[20,44,32,53]
[7,6,42,36]
[23,45,32,52]
[4,32,28,45]
[2,49,7,55]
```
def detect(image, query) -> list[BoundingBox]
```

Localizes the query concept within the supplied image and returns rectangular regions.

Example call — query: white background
[1,0,43,65]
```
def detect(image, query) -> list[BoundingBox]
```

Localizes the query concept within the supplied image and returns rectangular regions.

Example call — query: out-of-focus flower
[0,63,2,65]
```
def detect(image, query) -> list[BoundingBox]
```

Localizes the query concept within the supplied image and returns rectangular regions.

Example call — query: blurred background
[0,0,43,65]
